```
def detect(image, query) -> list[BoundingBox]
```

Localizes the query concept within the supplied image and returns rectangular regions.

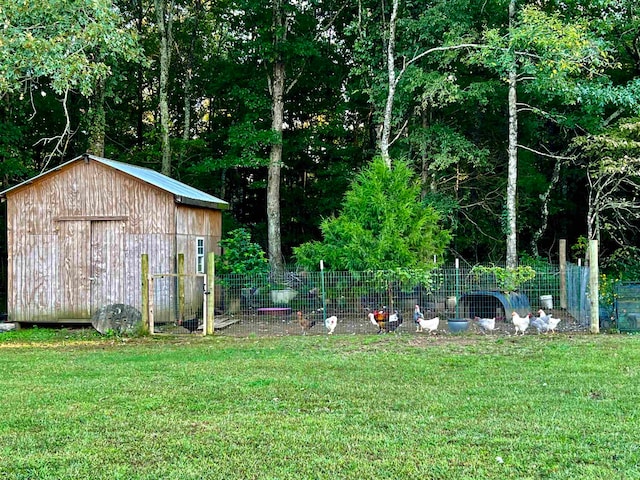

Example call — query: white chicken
[474,316,496,333]
[417,316,440,334]
[325,315,338,335]
[511,311,530,336]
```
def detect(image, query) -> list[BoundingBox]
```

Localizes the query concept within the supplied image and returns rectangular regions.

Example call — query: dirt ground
[201,308,588,337]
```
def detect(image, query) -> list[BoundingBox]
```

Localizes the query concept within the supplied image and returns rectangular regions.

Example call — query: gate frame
[147,272,209,335]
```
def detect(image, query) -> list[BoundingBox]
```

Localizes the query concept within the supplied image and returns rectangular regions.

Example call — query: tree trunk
[183,70,192,144]
[182,0,201,147]
[155,0,173,176]
[379,0,399,169]
[530,157,562,256]
[267,0,285,276]
[135,0,144,149]
[86,76,106,157]
[506,0,518,269]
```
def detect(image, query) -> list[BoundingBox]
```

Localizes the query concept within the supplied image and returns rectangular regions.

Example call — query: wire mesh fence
[566,262,591,326]
[149,273,207,335]
[209,264,585,337]
[614,282,640,333]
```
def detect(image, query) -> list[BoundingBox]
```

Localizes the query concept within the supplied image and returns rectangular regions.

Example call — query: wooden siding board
[176,206,222,238]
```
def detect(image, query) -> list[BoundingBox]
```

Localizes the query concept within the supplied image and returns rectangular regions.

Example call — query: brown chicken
[297,311,316,335]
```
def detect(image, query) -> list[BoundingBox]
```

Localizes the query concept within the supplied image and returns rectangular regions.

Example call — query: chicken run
[164,267,593,336]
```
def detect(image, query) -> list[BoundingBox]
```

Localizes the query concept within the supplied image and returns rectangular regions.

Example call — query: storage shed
[0,154,228,324]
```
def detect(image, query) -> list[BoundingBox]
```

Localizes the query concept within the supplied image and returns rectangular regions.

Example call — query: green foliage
[218,228,269,276]
[294,157,451,271]
[478,6,612,83]
[571,235,589,262]
[409,122,490,173]
[602,246,640,281]
[0,0,142,96]
[471,264,536,293]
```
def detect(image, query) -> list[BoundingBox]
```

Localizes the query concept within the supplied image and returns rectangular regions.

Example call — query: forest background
[1,0,640,276]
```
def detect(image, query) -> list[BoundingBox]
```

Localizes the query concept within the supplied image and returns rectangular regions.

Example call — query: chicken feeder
[447,319,469,333]
[540,295,553,310]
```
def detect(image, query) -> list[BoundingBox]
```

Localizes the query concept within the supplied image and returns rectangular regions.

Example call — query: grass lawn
[1,329,639,479]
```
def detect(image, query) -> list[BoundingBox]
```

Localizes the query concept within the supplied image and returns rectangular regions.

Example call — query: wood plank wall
[5,159,198,322]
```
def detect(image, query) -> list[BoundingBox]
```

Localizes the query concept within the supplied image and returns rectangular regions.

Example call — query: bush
[218,228,269,276]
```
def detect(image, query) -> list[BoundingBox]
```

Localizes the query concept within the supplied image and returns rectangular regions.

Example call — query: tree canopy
[1,0,640,269]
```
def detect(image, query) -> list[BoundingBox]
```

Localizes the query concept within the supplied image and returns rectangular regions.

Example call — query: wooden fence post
[206,252,215,335]
[141,253,149,334]
[559,239,567,309]
[177,253,185,323]
[589,240,599,334]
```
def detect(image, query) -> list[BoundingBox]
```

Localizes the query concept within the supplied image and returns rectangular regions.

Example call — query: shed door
[60,221,91,318]
[59,220,124,319]
[89,221,125,314]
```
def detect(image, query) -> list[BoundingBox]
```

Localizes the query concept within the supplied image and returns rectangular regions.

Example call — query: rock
[91,304,142,335]
[0,323,16,333]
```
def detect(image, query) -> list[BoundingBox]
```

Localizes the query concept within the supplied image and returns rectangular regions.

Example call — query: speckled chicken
[532,310,561,334]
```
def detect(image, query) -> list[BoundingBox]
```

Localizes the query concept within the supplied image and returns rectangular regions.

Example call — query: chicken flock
[295,306,562,336]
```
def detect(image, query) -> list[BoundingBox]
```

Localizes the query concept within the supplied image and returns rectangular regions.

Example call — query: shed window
[196,237,205,273]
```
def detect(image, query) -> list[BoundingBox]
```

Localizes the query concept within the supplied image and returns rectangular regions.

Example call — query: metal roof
[0,154,229,210]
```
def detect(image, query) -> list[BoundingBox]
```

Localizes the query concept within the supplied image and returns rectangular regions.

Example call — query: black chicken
[180,317,201,333]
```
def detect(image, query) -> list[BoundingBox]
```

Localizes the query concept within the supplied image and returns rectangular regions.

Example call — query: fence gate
[148,273,208,335]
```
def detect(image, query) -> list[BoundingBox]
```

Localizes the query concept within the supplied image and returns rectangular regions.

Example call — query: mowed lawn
[1,329,639,479]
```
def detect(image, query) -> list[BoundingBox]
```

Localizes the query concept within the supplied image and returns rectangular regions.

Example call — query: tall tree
[155,0,175,176]
[505,0,518,268]
[294,157,451,271]
[477,3,614,265]
[267,0,287,275]
[218,0,350,274]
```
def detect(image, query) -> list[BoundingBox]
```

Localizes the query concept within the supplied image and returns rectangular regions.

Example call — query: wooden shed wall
[176,205,222,271]
[173,206,222,317]
[6,159,179,322]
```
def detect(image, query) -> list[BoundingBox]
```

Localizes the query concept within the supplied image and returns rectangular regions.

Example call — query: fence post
[589,239,599,334]
[559,239,567,309]
[177,253,185,323]
[141,253,149,334]
[206,252,215,335]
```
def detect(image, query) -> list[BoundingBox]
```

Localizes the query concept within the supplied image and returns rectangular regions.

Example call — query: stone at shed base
[0,323,17,332]
[92,304,142,335]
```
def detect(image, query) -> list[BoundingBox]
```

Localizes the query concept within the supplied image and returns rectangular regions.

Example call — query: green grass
[1,329,639,479]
